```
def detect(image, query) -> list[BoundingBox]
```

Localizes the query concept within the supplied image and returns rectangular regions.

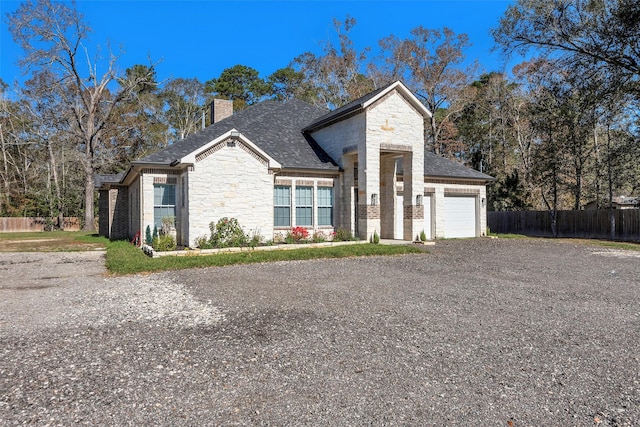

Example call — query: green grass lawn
[104,240,426,275]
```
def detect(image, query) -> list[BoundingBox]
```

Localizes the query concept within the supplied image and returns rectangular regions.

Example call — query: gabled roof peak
[303,81,431,133]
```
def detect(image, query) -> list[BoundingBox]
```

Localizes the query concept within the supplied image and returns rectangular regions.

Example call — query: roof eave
[302,104,364,133]
[424,174,495,182]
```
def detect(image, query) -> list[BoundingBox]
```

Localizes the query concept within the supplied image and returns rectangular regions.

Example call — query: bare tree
[7,0,155,230]
[492,0,640,99]
[20,71,69,228]
[373,26,477,155]
[292,16,373,109]
[162,77,206,140]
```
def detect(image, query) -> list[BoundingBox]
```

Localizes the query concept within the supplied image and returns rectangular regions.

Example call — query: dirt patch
[0,239,103,252]
[0,251,106,289]
[592,249,640,258]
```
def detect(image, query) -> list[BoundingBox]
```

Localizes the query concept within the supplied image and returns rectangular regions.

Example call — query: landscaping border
[143,240,366,258]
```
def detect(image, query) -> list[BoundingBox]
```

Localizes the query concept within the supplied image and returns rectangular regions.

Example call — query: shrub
[332,227,354,242]
[311,230,327,243]
[194,235,213,249]
[419,230,427,241]
[152,225,158,242]
[370,230,380,244]
[248,230,263,248]
[145,225,152,245]
[273,232,286,244]
[209,217,248,248]
[152,235,176,252]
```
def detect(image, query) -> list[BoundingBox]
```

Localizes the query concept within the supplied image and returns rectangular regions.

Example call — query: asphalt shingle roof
[94,172,125,188]
[136,99,338,171]
[127,95,492,182]
[423,152,494,180]
[303,82,397,132]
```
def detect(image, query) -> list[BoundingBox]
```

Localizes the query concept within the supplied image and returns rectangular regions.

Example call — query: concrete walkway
[379,239,435,246]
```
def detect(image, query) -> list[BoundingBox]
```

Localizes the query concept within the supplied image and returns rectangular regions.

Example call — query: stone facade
[310,89,426,241]
[187,139,273,247]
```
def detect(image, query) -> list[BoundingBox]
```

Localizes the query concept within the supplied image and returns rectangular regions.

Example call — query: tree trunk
[47,138,64,230]
[593,124,600,209]
[430,115,439,155]
[0,124,10,214]
[83,157,96,231]
[607,124,615,241]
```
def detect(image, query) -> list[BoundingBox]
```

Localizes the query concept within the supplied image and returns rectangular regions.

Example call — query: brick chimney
[210,99,233,124]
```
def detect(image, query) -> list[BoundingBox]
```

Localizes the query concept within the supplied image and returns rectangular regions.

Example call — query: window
[296,186,313,226]
[317,187,333,226]
[154,184,176,229]
[274,185,291,227]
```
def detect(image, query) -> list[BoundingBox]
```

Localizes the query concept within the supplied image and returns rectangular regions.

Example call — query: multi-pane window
[317,187,333,226]
[154,184,176,229]
[274,185,291,227]
[295,186,313,226]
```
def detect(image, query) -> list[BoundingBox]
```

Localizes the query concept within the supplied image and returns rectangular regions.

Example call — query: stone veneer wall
[309,114,365,169]
[365,91,425,241]
[187,140,273,247]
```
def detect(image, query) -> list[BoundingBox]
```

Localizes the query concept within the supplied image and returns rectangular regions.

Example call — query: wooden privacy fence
[488,210,640,242]
[0,217,81,232]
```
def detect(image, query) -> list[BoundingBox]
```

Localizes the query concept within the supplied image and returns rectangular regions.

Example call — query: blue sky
[1,0,514,88]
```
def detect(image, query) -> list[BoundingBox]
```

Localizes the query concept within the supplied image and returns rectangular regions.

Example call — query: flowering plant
[290,226,310,242]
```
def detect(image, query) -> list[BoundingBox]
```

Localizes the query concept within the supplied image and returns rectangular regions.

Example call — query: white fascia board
[183,129,282,169]
[362,81,432,118]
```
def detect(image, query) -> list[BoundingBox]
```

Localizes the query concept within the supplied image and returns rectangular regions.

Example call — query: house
[96,81,494,246]
[583,196,640,210]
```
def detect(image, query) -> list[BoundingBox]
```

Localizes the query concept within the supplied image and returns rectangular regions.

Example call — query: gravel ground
[1,239,639,426]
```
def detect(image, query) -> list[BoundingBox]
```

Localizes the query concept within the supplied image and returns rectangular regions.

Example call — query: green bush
[370,230,380,244]
[311,231,327,243]
[248,231,263,248]
[145,225,152,245]
[209,217,248,248]
[194,235,213,249]
[420,230,427,241]
[333,228,354,242]
[152,235,176,252]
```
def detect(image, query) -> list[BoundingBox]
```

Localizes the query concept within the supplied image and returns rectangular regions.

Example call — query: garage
[444,195,477,238]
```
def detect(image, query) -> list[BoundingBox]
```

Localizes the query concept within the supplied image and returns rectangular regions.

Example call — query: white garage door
[444,196,477,238]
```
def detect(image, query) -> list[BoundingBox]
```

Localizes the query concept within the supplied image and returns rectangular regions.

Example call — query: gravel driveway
[1,239,639,426]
